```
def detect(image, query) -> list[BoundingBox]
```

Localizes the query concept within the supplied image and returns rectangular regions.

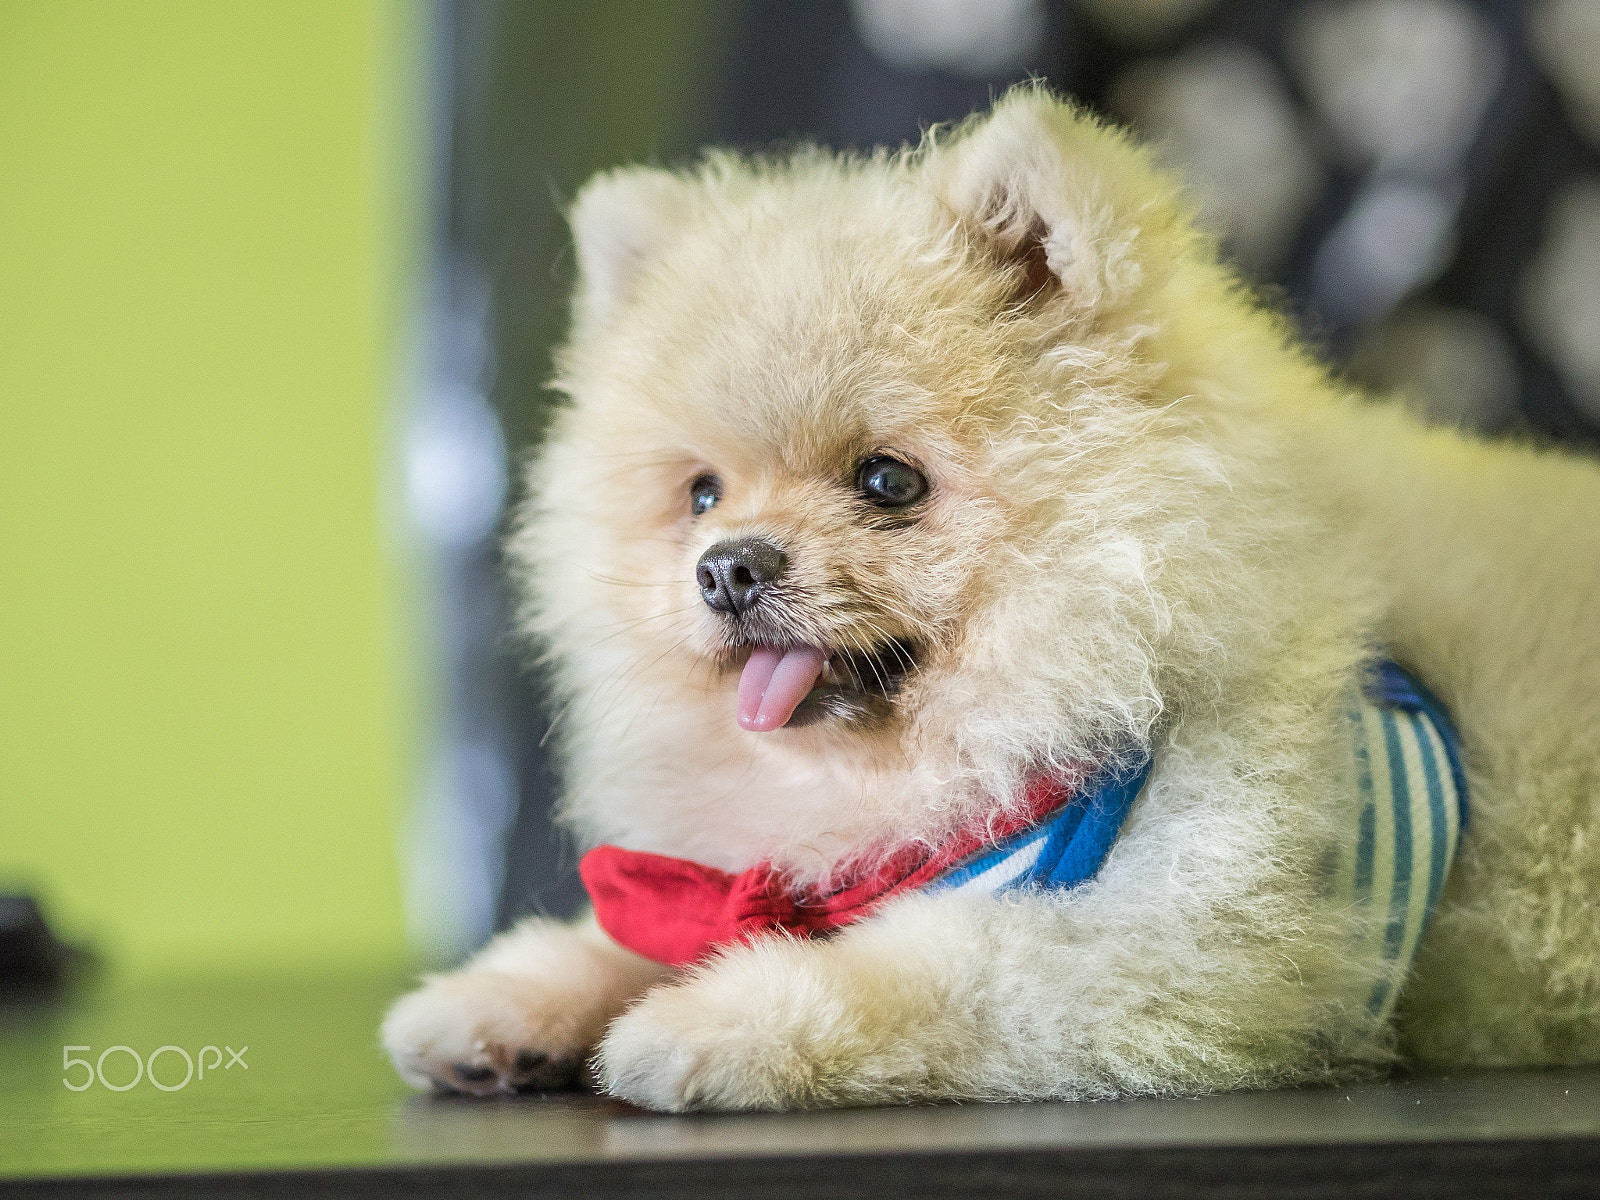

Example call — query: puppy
[383,87,1600,1110]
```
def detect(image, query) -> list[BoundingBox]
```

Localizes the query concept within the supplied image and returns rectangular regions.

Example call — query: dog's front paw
[597,979,810,1111]
[382,970,591,1097]
[594,906,970,1111]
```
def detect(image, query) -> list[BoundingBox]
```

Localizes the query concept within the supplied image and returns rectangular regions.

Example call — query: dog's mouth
[735,637,918,732]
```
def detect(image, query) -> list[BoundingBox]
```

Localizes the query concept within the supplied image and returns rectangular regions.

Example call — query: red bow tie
[579,770,1086,967]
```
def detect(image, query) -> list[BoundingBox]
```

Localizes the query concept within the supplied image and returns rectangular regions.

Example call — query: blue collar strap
[927,756,1153,898]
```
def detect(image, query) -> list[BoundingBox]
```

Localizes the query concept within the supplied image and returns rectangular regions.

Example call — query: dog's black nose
[696,538,786,615]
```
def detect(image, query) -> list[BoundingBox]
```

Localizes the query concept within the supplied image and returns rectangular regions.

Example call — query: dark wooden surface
[2,972,1597,1197]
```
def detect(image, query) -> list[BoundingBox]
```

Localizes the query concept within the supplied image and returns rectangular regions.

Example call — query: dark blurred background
[404,0,1600,960]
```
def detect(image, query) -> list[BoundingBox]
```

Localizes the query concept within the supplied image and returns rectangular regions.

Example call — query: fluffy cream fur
[382,86,1600,1109]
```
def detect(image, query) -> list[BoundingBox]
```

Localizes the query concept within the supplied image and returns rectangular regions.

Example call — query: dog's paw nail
[452,1063,498,1085]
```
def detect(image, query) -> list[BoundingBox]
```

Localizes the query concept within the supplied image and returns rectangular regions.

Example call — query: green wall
[0,1,415,978]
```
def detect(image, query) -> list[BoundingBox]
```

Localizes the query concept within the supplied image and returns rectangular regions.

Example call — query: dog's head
[517,88,1314,824]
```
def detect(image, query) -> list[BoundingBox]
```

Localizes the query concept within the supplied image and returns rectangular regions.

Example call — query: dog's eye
[690,473,722,516]
[857,457,927,508]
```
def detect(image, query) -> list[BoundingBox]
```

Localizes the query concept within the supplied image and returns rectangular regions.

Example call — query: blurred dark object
[0,894,92,1000]
[716,0,1062,152]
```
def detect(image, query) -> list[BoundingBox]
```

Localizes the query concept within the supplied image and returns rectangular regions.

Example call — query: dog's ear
[928,86,1177,315]
[569,166,695,331]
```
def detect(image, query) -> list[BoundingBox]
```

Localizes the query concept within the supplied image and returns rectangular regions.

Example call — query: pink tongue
[737,645,827,731]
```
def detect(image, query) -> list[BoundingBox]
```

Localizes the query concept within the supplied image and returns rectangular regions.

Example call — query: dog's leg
[597,898,1360,1111]
[598,717,1375,1111]
[382,911,668,1095]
